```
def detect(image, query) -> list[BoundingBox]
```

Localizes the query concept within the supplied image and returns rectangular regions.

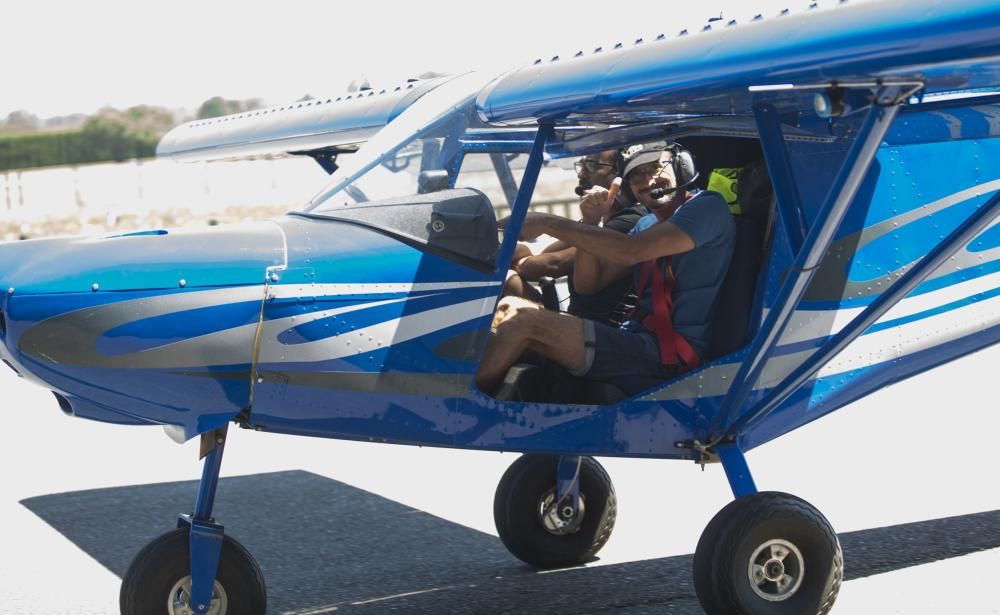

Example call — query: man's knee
[502,273,523,298]
[492,296,544,332]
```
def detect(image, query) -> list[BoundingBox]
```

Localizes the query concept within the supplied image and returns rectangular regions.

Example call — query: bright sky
[1,0,874,119]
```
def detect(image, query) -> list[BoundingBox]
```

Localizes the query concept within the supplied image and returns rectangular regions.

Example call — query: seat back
[707,159,774,360]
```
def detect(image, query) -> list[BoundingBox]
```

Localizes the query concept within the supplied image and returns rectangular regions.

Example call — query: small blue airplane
[2,1,999,613]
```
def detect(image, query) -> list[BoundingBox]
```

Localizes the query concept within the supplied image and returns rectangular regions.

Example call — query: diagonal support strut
[710,103,900,439]
[728,188,1000,436]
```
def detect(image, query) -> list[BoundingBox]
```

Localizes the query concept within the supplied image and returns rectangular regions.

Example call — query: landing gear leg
[120,426,266,615]
[184,427,229,613]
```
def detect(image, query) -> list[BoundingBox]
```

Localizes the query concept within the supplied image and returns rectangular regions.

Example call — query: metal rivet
[179,279,186,287]
[6,287,12,295]
[91,283,99,292]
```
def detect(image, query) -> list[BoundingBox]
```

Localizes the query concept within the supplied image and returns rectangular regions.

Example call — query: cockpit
[288,71,783,404]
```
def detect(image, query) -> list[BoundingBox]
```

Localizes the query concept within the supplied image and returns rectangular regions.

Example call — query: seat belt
[635,259,700,373]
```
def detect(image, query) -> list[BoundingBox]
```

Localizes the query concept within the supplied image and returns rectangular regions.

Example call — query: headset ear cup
[673,149,698,188]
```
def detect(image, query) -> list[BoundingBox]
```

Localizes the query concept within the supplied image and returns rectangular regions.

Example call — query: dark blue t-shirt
[625,190,736,359]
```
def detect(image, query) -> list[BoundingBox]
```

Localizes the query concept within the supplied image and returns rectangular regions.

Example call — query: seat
[707,159,774,359]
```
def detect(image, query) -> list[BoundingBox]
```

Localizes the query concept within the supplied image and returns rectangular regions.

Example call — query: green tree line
[0,125,152,172]
[0,97,264,173]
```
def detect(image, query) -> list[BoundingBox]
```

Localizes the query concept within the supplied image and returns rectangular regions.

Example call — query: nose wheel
[119,528,266,615]
[119,428,267,615]
[693,491,842,615]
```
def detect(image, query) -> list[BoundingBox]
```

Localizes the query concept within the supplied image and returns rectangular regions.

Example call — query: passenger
[477,142,735,396]
[504,149,648,326]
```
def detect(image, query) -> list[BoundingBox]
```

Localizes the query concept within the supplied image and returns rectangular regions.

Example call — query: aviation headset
[620,141,699,203]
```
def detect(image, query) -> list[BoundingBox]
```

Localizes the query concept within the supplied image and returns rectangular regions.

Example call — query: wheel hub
[538,489,585,535]
[747,539,804,602]
[168,576,228,615]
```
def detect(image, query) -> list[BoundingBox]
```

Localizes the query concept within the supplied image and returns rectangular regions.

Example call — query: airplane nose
[0,223,285,295]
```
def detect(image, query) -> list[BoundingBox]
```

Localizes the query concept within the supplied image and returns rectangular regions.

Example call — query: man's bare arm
[573,244,629,294]
[515,246,577,280]
[570,179,629,293]
[541,239,572,254]
[507,213,696,266]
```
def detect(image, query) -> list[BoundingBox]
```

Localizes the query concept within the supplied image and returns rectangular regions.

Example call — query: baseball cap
[621,142,671,179]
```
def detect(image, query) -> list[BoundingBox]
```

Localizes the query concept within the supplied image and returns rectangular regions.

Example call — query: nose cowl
[0,222,286,295]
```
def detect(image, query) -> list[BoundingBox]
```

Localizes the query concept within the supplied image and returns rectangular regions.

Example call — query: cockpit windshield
[302,72,520,213]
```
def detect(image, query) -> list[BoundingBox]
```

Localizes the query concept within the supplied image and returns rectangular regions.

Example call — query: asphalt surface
[19,471,1000,614]
[3,344,1000,614]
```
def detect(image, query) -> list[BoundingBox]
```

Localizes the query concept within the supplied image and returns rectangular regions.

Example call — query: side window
[454,153,526,210]
[455,153,581,220]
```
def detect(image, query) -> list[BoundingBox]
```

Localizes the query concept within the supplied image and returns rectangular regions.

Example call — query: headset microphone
[648,172,700,199]
[648,186,677,199]
[574,185,587,197]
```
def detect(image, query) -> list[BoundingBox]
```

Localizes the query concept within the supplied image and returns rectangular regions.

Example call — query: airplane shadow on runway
[21,470,1000,615]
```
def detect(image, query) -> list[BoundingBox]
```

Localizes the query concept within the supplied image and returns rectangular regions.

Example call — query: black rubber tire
[694,492,843,615]
[120,528,267,615]
[494,454,616,569]
[692,494,744,615]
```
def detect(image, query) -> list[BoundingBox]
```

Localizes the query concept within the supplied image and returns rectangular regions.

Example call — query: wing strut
[709,102,900,439]
[492,124,554,276]
[752,104,808,256]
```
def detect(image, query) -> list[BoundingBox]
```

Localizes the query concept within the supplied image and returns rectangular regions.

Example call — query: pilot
[477,141,735,395]
[504,149,649,326]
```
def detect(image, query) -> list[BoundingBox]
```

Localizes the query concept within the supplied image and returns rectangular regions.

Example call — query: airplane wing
[476,0,1000,125]
[156,76,451,162]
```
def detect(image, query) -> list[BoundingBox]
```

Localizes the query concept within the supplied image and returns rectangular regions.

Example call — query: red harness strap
[635,259,700,373]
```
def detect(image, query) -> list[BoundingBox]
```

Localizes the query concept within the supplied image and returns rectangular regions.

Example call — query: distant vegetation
[0,95,267,173]
[195,96,264,120]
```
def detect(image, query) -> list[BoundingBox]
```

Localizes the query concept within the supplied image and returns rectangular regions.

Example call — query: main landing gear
[692,444,843,615]
[119,427,267,615]
[492,447,843,614]
[493,454,617,568]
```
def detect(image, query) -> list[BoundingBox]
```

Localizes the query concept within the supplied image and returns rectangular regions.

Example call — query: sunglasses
[628,162,669,182]
[574,160,616,174]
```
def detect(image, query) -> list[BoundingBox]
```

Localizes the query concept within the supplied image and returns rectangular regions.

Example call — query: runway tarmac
[1,344,998,614]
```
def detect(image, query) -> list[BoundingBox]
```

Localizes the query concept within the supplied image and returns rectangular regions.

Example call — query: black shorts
[570,319,676,382]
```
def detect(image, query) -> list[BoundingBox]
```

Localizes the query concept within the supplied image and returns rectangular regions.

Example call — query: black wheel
[693,494,744,615]
[493,454,616,569]
[693,492,843,615]
[120,528,267,615]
